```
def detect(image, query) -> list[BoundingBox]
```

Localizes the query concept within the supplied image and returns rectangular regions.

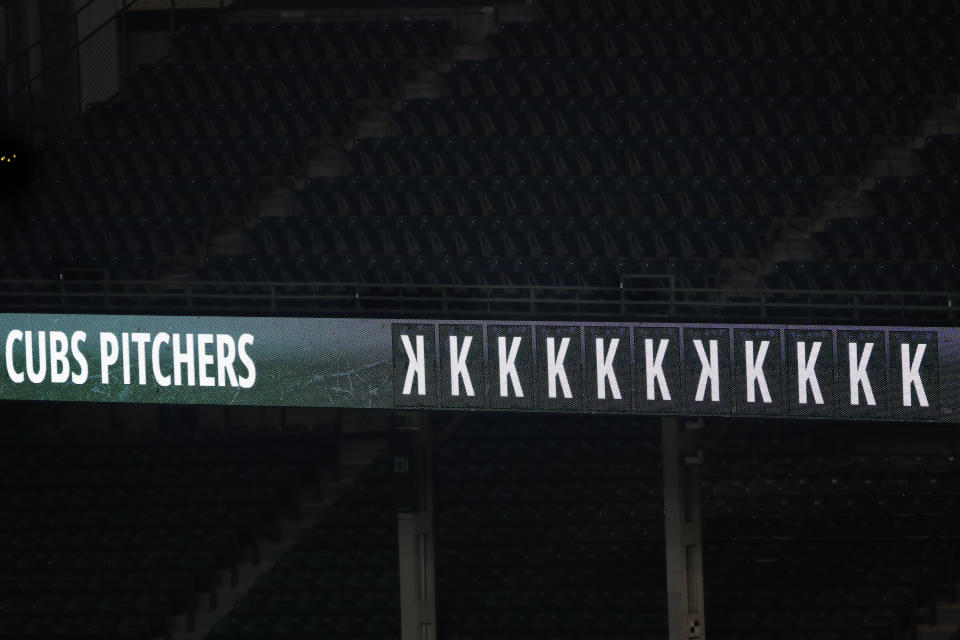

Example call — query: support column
[662,417,706,640]
[393,413,437,640]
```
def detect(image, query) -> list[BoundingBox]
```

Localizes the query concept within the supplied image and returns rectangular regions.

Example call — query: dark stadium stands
[206,455,399,640]
[171,22,449,61]
[1,0,957,317]
[398,96,917,140]
[5,1,960,638]
[702,419,960,640]
[544,0,960,20]
[0,414,333,639]
[429,415,960,640]
[436,416,667,640]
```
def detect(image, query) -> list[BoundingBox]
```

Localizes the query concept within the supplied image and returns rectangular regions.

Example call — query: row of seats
[727,451,951,469]
[29,176,255,218]
[3,228,762,264]
[446,66,952,98]
[79,100,347,141]
[251,221,764,259]
[764,260,960,292]
[249,211,768,233]
[456,421,659,445]
[41,144,857,179]
[457,53,958,74]
[542,0,960,20]
[43,137,305,178]
[494,21,959,59]
[821,215,960,234]
[177,20,448,37]
[353,133,870,153]
[3,212,767,261]
[197,253,719,274]
[403,94,918,113]
[250,214,767,252]
[712,534,960,563]
[704,541,956,565]
[442,587,664,610]
[2,463,304,490]
[125,62,404,102]
[815,218,960,261]
[865,191,960,218]
[207,614,399,640]
[0,612,171,639]
[706,555,947,586]
[0,427,327,453]
[700,454,960,477]
[916,136,960,175]
[296,187,818,218]
[31,173,823,195]
[304,174,823,192]
[399,101,918,137]
[704,497,960,519]
[173,22,448,61]
[710,475,960,498]
[875,175,960,191]
[76,96,917,143]
[47,135,867,179]
[508,14,959,30]
[348,146,861,177]
[709,608,899,637]
[0,221,200,261]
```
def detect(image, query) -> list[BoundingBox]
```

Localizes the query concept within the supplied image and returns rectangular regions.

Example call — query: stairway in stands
[0,407,339,640]
[203,448,399,640]
[728,96,960,294]
[174,431,386,640]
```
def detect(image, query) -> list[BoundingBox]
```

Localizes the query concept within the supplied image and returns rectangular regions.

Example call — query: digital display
[0,313,957,422]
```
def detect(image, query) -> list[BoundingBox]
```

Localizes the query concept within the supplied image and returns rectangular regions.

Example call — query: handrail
[0,278,954,323]
[0,278,951,299]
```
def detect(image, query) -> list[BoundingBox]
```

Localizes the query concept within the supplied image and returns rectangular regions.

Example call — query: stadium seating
[702,419,960,640]
[429,411,960,640]
[0,417,333,640]
[814,217,960,262]
[206,455,399,640]
[399,96,920,137]
[3,0,957,312]
[436,416,667,640]
[170,22,449,62]
[541,0,960,20]
[5,2,960,639]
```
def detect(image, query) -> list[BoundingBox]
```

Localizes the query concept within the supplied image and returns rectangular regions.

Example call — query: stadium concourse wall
[0,313,957,424]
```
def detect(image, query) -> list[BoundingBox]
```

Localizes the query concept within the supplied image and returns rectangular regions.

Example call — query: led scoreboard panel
[0,313,957,423]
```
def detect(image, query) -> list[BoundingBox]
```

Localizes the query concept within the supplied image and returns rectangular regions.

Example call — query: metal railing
[0,276,954,323]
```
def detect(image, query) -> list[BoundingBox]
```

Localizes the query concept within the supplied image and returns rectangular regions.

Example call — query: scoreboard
[0,313,956,423]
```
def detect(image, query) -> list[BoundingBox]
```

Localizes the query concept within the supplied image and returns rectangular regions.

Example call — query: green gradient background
[0,314,392,407]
